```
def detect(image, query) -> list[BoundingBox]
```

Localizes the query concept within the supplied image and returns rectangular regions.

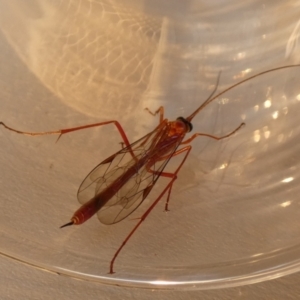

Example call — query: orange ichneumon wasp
[1,64,299,273]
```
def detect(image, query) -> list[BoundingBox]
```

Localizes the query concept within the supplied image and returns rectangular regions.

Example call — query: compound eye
[177,117,193,132]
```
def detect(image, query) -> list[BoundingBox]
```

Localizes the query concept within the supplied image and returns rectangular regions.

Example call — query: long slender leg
[146,146,193,210]
[144,106,164,124]
[110,146,192,273]
[181,122,245,144]
[146,169,176,212]
[0,120,139,159]
[0,120,130,144]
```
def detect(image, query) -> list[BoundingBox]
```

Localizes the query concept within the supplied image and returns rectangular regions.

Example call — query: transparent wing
[77,128,181,225]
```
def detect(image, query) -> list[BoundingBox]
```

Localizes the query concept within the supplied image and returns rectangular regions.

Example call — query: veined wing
[77,127,181,225]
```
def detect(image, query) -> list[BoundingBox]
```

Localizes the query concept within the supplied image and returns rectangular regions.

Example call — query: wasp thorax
[168,119,189,136]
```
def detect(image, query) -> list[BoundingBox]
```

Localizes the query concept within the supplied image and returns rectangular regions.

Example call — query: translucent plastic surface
[1,0,300,290]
